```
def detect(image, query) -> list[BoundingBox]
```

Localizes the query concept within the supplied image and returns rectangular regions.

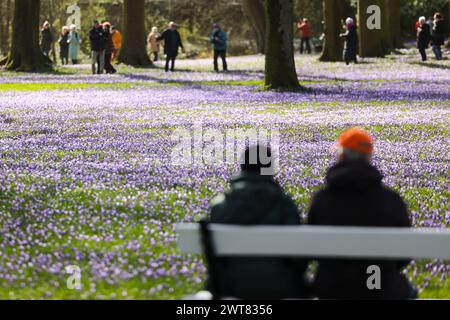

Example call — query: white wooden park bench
[177,223,450,299]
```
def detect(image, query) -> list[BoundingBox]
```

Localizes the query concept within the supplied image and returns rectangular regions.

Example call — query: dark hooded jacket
[209,172,309,299]
[158,29,184,56]
[341,25,358,53]
[417,23,431,48]
[432,19,446,46]
[41,28,54,52]
[308,160,414,299]
[89,26,107,52]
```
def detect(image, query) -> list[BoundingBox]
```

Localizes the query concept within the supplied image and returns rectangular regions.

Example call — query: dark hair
[240,145,273,174]
[434,12,442,19]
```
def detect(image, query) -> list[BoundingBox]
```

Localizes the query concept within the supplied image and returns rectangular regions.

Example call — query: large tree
[387,0,403,49]
[0,0,52,71]
[358,0,389,57]
[242,0,266,54]
[118,0,151,66]
[264,0,299,90]
[319,0,344,62]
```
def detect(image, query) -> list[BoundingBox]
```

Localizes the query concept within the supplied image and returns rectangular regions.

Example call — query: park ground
[0,49,449,299]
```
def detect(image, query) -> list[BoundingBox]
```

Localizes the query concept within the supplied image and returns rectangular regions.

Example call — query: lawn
[0,51,449,299]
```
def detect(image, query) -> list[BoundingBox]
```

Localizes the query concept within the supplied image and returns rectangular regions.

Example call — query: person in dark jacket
[340,18,358,65]
[308,127,417,300]
[89,20,107,74]
[209,23,228,72]
[417,17,431,62]
[103,22,117,74]
[40,21,54,57]
[58,26,70,65]
[431,12,446,60]
[209,145,309,299]
[157,22,185,72]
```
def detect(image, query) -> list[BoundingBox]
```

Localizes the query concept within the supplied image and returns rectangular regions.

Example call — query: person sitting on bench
[308,128,417,300]
[208,145,309,299]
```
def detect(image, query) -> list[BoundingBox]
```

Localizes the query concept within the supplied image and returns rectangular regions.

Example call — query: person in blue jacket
[209,23,228,72]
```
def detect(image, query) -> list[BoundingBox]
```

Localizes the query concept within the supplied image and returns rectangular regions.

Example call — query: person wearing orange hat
[307,127,417,300]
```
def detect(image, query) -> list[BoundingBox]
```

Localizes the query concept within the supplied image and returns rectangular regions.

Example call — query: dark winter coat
[432,19,446,46]
[209,172,309,299]
[104,31,115,54]
[89,26,107,52]
[40,28,54,52]
[158,29,184,56]
[417,23,431,49]
[341,25,358,53]
[308,160,414,300]
[59,33,69,58]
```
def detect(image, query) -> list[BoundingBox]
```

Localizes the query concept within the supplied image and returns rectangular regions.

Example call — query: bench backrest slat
[177,224,450,260]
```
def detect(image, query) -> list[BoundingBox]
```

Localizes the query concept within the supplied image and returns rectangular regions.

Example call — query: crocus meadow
[0,52,448,299]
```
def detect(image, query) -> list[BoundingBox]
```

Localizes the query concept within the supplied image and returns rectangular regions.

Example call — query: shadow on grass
[409,61,450,70]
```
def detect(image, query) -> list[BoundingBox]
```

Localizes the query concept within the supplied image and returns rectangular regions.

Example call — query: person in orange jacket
[297,18,312,54]
[111,26,122,62]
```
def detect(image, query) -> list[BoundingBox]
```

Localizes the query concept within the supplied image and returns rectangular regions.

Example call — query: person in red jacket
[297,18,312,54]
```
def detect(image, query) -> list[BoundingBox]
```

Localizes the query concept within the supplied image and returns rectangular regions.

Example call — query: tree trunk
[118,0,151,67]
[387,0,403,49]
[0,0,52,71]
[0,0,3,56]
[447,0,450,48]
[358,0,388,57]
[319,0,344,62]
[264,0,300,90]
[242,0,266,54]
[0,0,12,56]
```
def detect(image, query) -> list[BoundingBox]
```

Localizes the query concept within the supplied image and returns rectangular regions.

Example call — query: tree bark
[358,0,388,57]
[118,0,152,67]
[0,0,52,71]
[0,0,12,56]
[387,0,403,49]
[264,0,300,90]
[319,0,344,62]
[242,0,266,54]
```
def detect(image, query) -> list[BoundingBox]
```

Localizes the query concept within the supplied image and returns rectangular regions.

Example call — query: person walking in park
[89,20,107,74]
[297,18,312,54]
[209,23,228,72]
[158,22,185,72]
[308,127,417,300]
[111,26,122,63]
[103,22,117,74]
[40,21,54,58]
[147,27,161,62]
[67,24,81,65]
[417,16,431,62]
[431,12,446,60]
[340,18,358,65]
[58,26,70,65]
[208,145,309,299]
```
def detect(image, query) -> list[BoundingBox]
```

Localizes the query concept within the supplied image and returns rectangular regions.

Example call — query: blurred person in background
[297,18,312,54]
[40,21,54,57]
[103,22,117,74]
[417,16,431,62]
[308,127,417,300]
[89,20,106,74]
[67,24,81,65]
[58,26,70,65]
[158,22,185,72]
[340,18,358,65]
[111,26,122,62]
[431,12,446,60]
[209,23,228,72]
[148,27,161,62]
